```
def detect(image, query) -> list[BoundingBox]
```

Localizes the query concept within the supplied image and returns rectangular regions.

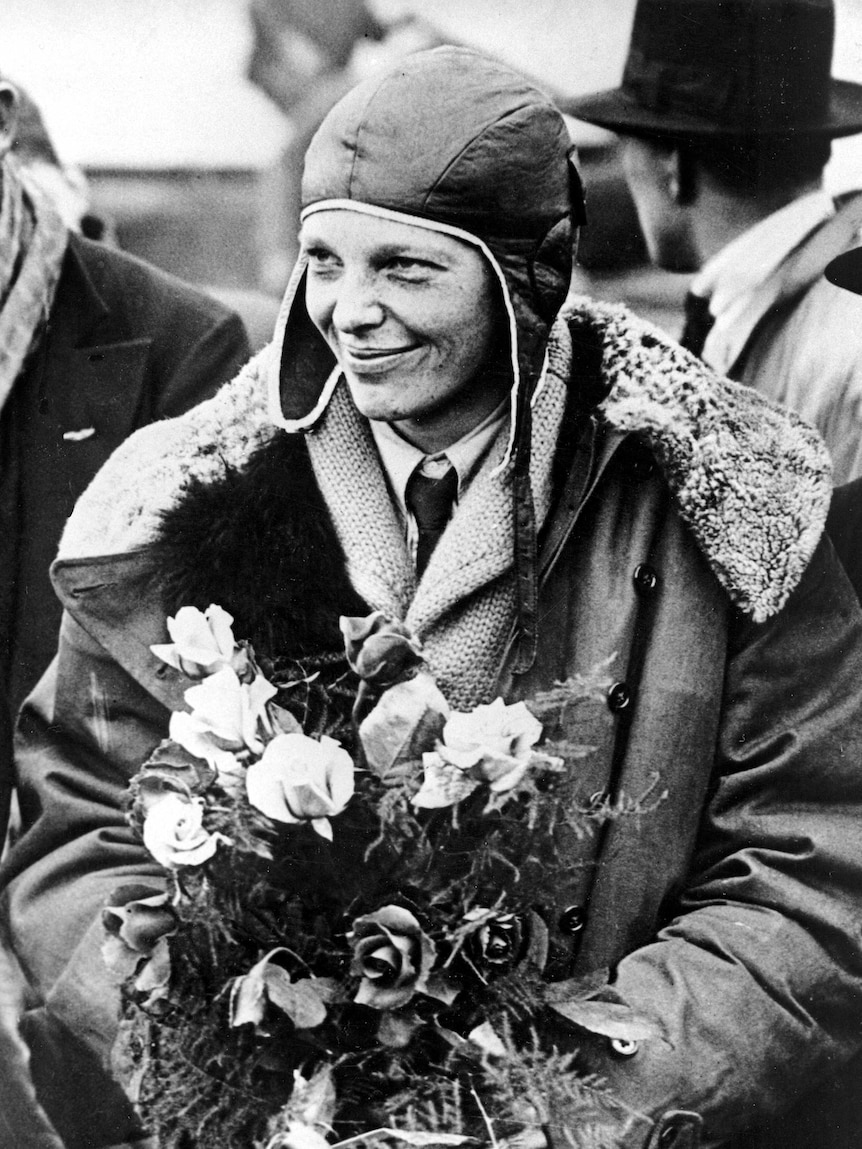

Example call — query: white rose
[151,604,245,679]
[173,666,276,759]
[274,1122,331,1149]
[142,793,227,868]
[246,733,354,840]
[439,698,543,792]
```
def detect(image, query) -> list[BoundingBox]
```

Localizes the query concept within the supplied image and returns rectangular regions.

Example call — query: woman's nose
[331,270,385,333]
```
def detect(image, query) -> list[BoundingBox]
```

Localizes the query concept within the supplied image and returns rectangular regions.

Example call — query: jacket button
[633,563,658,593]
[558,905,585,934]
[607,682,631,712]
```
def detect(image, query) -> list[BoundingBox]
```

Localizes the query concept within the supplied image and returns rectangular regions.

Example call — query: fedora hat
[826,247,862,294]
[565,0,862,139]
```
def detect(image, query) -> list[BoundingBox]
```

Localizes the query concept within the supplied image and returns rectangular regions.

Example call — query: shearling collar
[559,296,831,621]
[57,299,831,622]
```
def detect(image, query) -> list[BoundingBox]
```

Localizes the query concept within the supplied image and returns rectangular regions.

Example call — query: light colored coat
[732,192,862,484]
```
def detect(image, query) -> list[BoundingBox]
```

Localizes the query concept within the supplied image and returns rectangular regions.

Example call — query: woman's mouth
[339,343,423,374]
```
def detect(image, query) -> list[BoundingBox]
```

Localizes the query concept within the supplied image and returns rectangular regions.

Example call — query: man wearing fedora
[568,0,862,484]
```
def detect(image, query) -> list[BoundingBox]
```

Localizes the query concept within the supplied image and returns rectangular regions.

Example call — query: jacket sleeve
[565,538,862,1148]
[1,607,169,1062]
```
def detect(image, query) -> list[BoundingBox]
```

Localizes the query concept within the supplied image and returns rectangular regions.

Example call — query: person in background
[5,44,862,1149]
[826,246,862,597]
[5,76,107,240]
[0,75,251,835]
[7,72,280,355]
[567,0,862,484]
[247,0,438,286]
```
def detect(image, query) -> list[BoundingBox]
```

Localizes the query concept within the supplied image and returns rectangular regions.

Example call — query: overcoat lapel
[33,243,152,499]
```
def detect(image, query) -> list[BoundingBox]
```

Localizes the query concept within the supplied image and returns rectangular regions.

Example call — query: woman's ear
[0,83,20,158]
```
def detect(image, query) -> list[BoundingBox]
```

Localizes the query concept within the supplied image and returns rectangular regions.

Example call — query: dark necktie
[679,291,715,359]
[405,462,458,577]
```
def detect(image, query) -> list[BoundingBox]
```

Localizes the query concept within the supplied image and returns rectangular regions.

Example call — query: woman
[4,46,862,1149]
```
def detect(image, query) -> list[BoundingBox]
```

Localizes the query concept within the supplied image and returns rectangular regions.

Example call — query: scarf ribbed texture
[0,156,67,413]
[306,372,567,709]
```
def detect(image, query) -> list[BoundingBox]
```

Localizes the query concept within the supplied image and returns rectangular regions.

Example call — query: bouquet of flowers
[103,605,660,1149]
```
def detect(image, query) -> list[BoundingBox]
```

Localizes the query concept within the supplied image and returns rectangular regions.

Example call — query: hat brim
[826,248,862,296]
[562,78,862,139]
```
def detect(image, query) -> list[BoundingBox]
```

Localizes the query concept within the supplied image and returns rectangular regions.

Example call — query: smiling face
[300,209,508,453]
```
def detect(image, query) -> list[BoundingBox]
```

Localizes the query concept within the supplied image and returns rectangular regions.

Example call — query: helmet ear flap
[530,215,573,323]
[528,147,584,322]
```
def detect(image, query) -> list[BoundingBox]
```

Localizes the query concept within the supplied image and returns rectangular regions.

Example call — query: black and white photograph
[2,3,862,1147]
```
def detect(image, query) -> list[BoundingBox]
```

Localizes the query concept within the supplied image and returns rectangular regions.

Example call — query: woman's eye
[305,248,340,273]
[387,257,437,279]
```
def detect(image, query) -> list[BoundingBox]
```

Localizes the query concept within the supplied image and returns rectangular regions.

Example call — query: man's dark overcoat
[0,232,250,722]
[0,231,250,1148]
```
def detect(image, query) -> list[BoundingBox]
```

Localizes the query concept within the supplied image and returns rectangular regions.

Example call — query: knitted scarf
[304,368,568,709]
[0,155,68,413]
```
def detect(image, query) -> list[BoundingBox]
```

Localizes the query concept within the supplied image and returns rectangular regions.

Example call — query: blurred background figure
[246,0,441,281]
[567,0,862,483]
[6,77,108,240]
[8,0,860,352]
[826,246,862,599]
[0,75,251,838]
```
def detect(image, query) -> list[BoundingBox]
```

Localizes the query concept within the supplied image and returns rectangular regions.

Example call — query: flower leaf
[467,1021,507,1057]
[134,936,172,1005]
[266,971,330,1029]
[377,1010,421,1048]
[359,673,449,781]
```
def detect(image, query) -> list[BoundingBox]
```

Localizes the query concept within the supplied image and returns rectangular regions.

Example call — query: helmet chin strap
[511,388,538,675]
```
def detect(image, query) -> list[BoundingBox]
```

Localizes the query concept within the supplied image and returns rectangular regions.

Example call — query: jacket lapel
[51,551,188,714]
[34,241,152,497]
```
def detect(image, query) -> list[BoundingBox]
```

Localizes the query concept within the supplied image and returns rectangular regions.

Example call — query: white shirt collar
[370,398,509,540]
[690,189,835,376]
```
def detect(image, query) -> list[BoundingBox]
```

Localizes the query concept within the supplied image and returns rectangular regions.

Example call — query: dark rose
[340,613,424,686]
[101,884,178,985]
[127,740,217,834]
[350,905,440,1011]
[102,886,178,954]
[463,910,525,977]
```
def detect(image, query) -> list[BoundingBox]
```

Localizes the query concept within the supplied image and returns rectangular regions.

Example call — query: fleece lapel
[563,297,832,621]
